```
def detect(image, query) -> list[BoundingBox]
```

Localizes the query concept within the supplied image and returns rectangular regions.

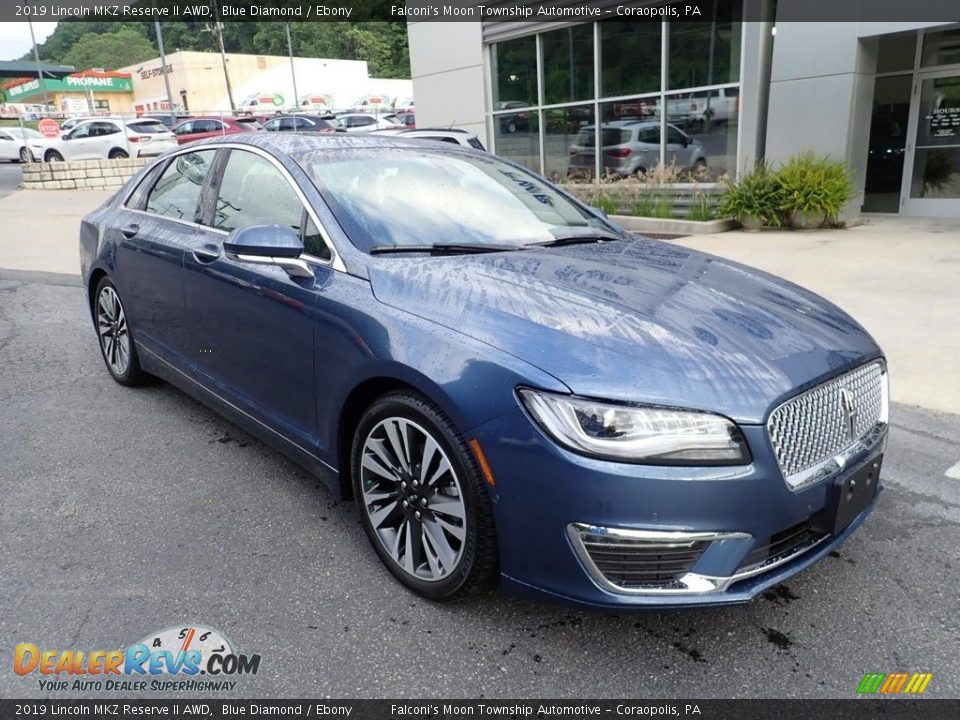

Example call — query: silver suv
[567,120,707,178]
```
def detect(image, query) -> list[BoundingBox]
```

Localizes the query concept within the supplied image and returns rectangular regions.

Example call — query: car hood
[368,238,882,424]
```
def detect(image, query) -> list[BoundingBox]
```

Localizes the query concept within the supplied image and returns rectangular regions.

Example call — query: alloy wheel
[19,147,30,163]
[359,417,467,582]
[97,285,130,376]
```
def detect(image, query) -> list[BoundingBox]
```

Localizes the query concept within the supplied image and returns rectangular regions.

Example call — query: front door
[901,69,960,217]
[183,147,323,450]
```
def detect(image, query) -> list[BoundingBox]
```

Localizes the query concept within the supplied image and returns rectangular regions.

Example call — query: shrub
[774,151,853,220]
[687,192,717,221]
[717,162,784,227]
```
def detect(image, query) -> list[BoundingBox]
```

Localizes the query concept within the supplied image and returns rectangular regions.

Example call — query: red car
[171,116,260,145]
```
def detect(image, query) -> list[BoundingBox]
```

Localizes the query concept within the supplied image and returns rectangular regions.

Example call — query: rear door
[182,147,329,448]
[113,149,219,372]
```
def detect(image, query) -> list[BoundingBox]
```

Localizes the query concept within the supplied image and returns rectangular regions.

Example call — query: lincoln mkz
[80,135,888,608]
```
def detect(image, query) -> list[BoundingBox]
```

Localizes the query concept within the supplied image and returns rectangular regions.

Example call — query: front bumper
[471,407,885,609]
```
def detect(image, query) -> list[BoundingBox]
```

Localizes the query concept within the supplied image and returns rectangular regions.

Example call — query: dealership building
[408,1,960,217]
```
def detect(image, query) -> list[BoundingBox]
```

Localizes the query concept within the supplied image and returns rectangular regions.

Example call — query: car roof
[182,132,473,156]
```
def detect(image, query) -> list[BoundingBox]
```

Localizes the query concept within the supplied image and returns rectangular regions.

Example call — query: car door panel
[182,147,321,448]
[114,149,218,371]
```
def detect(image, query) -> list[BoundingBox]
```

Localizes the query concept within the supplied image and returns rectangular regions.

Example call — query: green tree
[61,27,157,70]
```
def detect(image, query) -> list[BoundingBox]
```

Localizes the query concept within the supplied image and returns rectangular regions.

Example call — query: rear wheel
[94,277,146,386]
[352,391,498,600]
[45,150,63,163]
[108,148,129,160]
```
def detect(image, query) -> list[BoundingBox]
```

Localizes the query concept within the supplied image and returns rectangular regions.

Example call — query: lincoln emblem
[839,388,858,441]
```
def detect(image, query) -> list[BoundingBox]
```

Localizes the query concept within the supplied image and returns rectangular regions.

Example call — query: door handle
[120,223,139,239]
[193,245,221,263]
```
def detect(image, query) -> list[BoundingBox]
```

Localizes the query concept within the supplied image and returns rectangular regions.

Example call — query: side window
[124,162,167,210]
[667,126,686,145]
[357,116,375,127]
[294,118,312,129]
[212,150,303,234]
[69,124,93,140]
[174,122,194,135]
[637,127,659,144]
[145,150,217,222]
[302,214,331,260]
[99,122,121,136]
[264,119,280,132]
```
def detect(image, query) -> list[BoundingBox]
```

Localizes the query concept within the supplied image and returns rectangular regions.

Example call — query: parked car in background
[0,126,43,163]
[495,101,531,133]
[350,95,392,114]
[79,133,889,609]
[666,87,739,128]
[369,127,485,150]
[262,114,343,134]
[172,117,256,145]
[567,121,706,178]
[143,114,191,130]
[394,97,415,113]
[384,112,416,128]
[335,113,399,134]
[28,117,176,162]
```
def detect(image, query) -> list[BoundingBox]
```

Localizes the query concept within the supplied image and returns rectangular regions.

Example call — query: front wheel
[94,277,147,386]
[19,147,31,163]
[351,391,498,600]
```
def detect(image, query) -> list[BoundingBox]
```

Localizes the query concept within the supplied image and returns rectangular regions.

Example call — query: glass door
[901,70,960,216]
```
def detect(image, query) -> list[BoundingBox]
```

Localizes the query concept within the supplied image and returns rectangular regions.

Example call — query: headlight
[518,389,750,465]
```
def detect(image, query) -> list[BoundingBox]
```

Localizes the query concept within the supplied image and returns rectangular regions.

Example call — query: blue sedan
[79,135,888,608]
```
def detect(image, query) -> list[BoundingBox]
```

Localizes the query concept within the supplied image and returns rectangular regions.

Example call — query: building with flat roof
[118,51,412,115]
[408,2,960,218]
[2,70,135,115]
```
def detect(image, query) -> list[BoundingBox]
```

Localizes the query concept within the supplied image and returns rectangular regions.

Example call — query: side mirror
[223,225,313,278]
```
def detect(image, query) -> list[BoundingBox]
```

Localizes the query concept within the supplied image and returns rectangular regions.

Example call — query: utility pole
[285,23,299,113]
[209,1,236,114]
[154,19,178,125]
[27,17,51,110]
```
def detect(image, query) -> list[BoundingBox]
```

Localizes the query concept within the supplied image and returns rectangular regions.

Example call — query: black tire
[351,391,498,601]
[93,276,147,387]
[18,147,30,163]
[45,150,63,163]
[109,148,129,160]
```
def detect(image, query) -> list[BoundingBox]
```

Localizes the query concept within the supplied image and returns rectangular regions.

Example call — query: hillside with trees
[22,21,410,78]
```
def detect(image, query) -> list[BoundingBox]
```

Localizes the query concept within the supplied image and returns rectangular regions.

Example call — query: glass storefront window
[600,21,661,98]
[668,0,742,90]
[921,27,960,68]
[862,75,911,212]
[876,33,917,74]
[663,88,738,180]
[543,104,595,183]
[488,7,744,181]
[493,110,540,174]
[909,75,960,199]
[492,36,537,108]
[541,25,594,105]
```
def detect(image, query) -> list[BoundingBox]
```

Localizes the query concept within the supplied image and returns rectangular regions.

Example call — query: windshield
[296,149,612,253]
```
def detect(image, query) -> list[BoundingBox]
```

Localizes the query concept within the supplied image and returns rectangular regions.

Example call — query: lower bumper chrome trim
[568,521,830,596]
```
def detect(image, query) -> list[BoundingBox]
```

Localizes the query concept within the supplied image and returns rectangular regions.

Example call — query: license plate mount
[812,455,882,536]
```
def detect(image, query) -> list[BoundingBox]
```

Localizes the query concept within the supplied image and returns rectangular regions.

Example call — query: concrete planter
[609,215,737,236]
[789,209,826,230]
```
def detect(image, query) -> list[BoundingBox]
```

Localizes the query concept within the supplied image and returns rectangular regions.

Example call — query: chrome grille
[768,361,885,488]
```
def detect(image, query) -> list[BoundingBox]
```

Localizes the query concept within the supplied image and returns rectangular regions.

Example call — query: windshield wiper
[528,233,621,248]
[370,243,520,256]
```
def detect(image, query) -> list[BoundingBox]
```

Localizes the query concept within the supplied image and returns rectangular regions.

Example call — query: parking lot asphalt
[1,267,959,699]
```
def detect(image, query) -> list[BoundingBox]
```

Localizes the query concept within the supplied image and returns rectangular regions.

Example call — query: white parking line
[946,461,960,480]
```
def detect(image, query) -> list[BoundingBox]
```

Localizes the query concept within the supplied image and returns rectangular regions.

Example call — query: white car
[28,118,176,163]
[334,113,400,134]
[0,126,43,163]
[368,127,486,150]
